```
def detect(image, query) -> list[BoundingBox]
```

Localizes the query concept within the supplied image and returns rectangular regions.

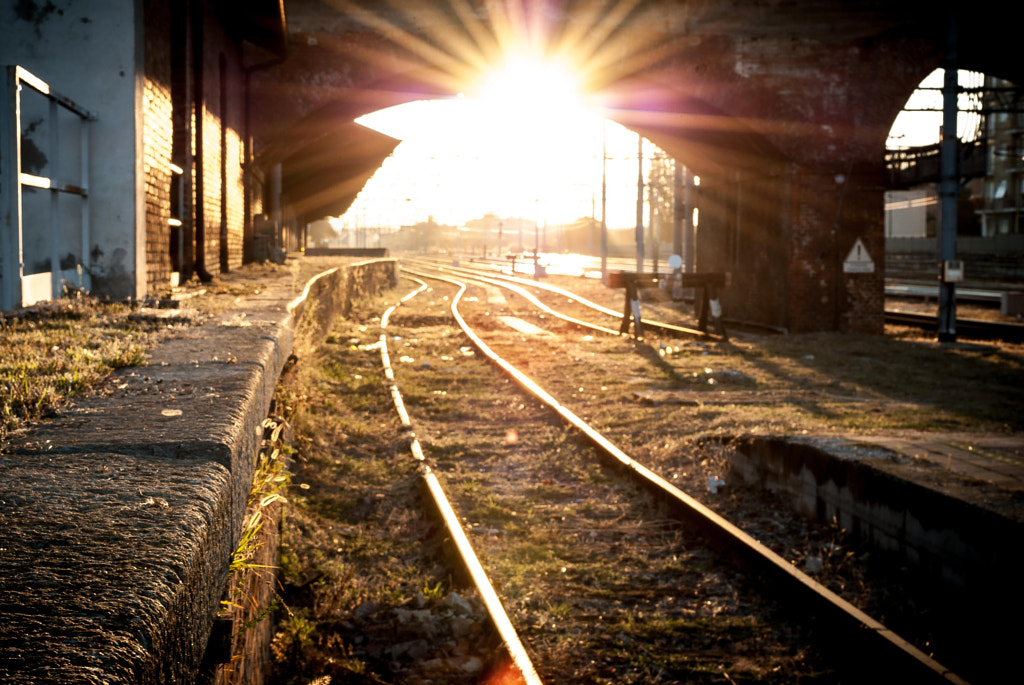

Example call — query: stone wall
[728,435,1024,589]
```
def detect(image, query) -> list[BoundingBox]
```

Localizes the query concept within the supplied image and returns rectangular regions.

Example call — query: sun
[474,53,588,137]
[351,47,655,231]
[332,0,679,240]
[477,54,583,113]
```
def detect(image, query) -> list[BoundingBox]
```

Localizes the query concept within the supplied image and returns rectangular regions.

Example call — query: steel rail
[408,258,714,339]
[377,275,542,685]
[886,310,1024,343]
[413,267,970,685]
[436,257,779,338]
[407,258,623,318]
[407,265,621,337]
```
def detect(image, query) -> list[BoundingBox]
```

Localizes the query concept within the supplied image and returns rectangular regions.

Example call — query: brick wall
[143,0,174,294]
[698,165,885,334]
[198,17,246,277]
[222,49,245,269]
[786,169,885,334]
[142,0,250,289]
[838,170,886,334]
[696,170,790,328]
[201,103,222,278]
[745,173,791,329]
[226,126,245,267]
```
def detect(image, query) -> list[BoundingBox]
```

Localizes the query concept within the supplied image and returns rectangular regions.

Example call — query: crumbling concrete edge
[726,434,1024,590]
[0,259,398,684]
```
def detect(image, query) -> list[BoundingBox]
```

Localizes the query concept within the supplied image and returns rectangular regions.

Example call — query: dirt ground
[266,260,1023,684]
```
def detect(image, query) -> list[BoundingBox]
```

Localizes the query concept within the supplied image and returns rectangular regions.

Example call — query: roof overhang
[257,108,400,223]
[222,0,288,58]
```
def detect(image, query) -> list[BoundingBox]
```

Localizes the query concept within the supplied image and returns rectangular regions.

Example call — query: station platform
[855,432,1024,502]
[0,257,397,685]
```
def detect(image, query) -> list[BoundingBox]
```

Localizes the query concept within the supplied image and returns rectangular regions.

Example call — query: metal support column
[48,97,61,299]
[938,9,959,343]
[684,168,695,274]
[672,161,683,257]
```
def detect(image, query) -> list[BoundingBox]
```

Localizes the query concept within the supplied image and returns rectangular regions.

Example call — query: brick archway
[252,0,1017,332]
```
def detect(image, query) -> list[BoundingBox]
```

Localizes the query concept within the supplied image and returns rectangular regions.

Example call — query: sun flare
[354,94,649,232]
[477,54,583,113]
[340,1,668,234]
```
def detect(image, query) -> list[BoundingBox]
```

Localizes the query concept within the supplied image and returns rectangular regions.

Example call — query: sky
[343,98,657,231]
[335,52,669,232]
[336,67,982,232]
[886,68,984,148]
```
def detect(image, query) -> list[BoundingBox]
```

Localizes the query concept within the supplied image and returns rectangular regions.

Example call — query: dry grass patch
[0,296,173,442]
[0,259,344,447]
[492,274,1024,437]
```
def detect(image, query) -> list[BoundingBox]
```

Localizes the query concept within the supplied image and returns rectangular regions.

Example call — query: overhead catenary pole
[938,7,959,342]
[684,167,695,274]
[636,134,644,272]
[670,160,686,299]
[649,175,659,274]
[601,119,608,280]
[534,219,540,280]
[673,160,684,260]
[590,191,595,255]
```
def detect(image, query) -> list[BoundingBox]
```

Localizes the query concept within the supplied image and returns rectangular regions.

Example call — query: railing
[1,65,95,311]
[884,138,987,189]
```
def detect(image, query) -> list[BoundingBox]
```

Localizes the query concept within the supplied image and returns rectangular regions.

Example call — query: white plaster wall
[0,0,142,300]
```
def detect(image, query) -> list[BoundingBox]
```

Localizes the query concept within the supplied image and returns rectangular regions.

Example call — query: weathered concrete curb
[728,435,1024,590]
[0,258,397,684]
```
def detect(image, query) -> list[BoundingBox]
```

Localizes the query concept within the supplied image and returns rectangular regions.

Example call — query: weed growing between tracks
[268,291,503,685]
[385,282,833,683]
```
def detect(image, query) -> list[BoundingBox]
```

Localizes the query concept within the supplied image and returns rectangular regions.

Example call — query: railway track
[885,309,1024,343]
[406,257,717,341]
[375,263,970,683]
[427,256,1024,343]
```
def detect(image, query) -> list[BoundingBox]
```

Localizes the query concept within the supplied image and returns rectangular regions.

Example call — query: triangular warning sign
[843,238,875,273]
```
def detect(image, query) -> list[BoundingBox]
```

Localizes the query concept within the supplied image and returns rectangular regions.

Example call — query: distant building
[979,76,1024,238]
[884,188,936,239]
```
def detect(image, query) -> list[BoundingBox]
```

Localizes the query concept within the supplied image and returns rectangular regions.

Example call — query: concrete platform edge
[0,259,398,684]
[728,434,1024,590]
